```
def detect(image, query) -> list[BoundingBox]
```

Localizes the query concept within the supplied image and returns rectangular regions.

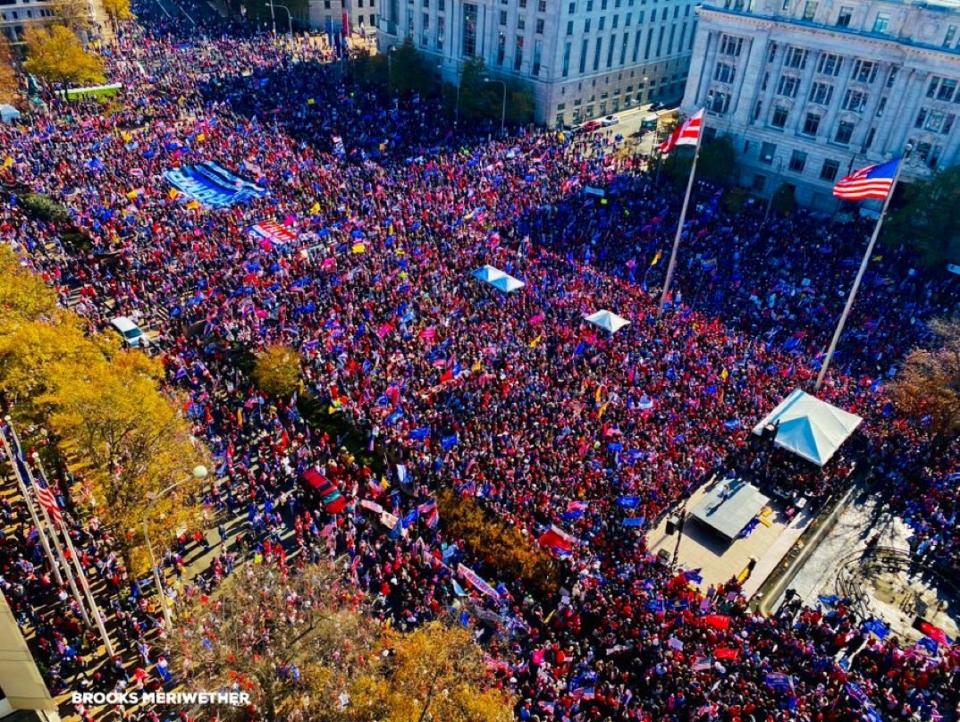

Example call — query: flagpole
[13,423,117,657]
[30,453,91,626]
[0,424,64,586]
[814,148,909,392]
[658,119,704,314]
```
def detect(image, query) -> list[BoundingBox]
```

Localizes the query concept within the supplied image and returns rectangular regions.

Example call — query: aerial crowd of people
[0,2,958,721]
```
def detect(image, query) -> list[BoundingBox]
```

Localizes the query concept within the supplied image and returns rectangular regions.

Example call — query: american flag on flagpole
[833,157,900,201]
[658,109,704,155]
[34,474,63,526]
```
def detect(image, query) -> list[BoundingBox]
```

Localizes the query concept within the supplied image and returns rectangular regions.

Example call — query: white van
[110,316,149,348]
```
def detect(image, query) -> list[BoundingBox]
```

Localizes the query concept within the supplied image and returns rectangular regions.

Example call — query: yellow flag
[120,131,132,142]
[351,243,366,254]
[529,334,543,349]
[309,201,321,215]
[237,407,243,426]
[168,188,180,200]
[598,401,609,419]
[2,156,13,168]
[126,188,143,200]
[307,98,316,105]
[196,132,206,143]
[720,368,729,382]
[186,199,200,210]
[650,250,663,267]
[594,384,604,404]
[471,360,482,372]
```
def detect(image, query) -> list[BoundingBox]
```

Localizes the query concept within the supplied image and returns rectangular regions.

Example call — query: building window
[784,47,808,69]
[437,16,444,48]
[938,78,957,102]
[536,18,544,33]
[789,150,807,172]
[851,59,878,83]
[593,36,603,70]
[809,81,833,105]
[915,141,942,169]
[841,88,868,113]
[836,5,852,26]
[776,74,800,97]
[771,105,789,127]
[499,10,506,24]
[517,17,525,30]
[713,62,736,84]
[462,3,477,56]
[533,38,542,74]
[567,19,573,34]
[945,25,958,48]
[864,127,876,148]
[820,159,839,181]
[497,31,506,64]
[719,34,743,56]
[598,16,605,30]
[872,13,889,34]
[875,96,886,116]
[538,0,546,9]
[886,65,898,88]
[817,53,841,77]
[563,41,571,76]
[620,32,629,64]
[514,35,524,70]
[915,108,956,134]
[584,18,590,32]
[707,89,730,113]
[802,112,820,135]
[606,33,616,66]
[752,174,766,192]
[835,120,854,143]
[802,0,817,20]
[767,42,777,63]
[759,141,776,163]
[580,38,589,73]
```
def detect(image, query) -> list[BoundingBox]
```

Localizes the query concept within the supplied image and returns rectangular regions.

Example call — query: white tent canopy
[0,104,21,124]
[472,265,525,293]
[584,310,630,334]
[752,389,863,466]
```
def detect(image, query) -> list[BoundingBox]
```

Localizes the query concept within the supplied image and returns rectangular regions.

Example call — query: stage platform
[689,479,770,540]
[648,477,815,597]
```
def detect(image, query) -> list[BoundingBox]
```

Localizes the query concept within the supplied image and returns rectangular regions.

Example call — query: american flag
[34,473,63,526]
[2,423,62,525]
[658,109,704,155]
[833,157,900,201]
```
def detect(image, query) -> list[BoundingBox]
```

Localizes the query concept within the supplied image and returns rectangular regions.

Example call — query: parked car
[110,316,149,348]
[601,115,619,127]
[581,120,602,132]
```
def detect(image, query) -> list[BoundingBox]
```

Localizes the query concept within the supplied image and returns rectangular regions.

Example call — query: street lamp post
[265,2,294,34]
[266,0,277,36]
[484,78,507,136]
[142,464,208,629]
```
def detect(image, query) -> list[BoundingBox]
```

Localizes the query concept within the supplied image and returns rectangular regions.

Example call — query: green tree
[23,25,104,86]
[663,135,737,188]
[885,166,960,267]
[387,38,436,97]
[458,57,498,122]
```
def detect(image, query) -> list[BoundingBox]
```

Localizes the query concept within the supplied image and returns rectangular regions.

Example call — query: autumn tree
[889,318,960,442]
[23,25,104,87]
[39,349,211,574]
[348,621,514,722]
[438,489,559,596]
[50,0,93,32]
[0,38,18,105]
[172,560,513,722]
[0,245,58,322]
[101,0,133,22]
[253,344,302,398]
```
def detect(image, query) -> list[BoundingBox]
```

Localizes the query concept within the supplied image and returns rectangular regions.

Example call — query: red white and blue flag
[538,524,579,555]
[417,499,439,528]
[833,157,900,201]
[658,109,704,155]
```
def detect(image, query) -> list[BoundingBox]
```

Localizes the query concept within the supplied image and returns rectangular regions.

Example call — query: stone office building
[379,0,699,126]
[680,0,960,208]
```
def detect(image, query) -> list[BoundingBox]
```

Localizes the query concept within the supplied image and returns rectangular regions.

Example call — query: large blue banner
[164,161,268,208]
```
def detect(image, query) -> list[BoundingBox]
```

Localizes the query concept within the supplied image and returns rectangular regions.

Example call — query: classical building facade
[680,0,960,208]
[309,0,378,38]
[0,0,57,45]
[378,0,698,126]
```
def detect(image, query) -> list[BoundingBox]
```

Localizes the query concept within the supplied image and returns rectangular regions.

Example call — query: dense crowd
[0,3,958,721]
